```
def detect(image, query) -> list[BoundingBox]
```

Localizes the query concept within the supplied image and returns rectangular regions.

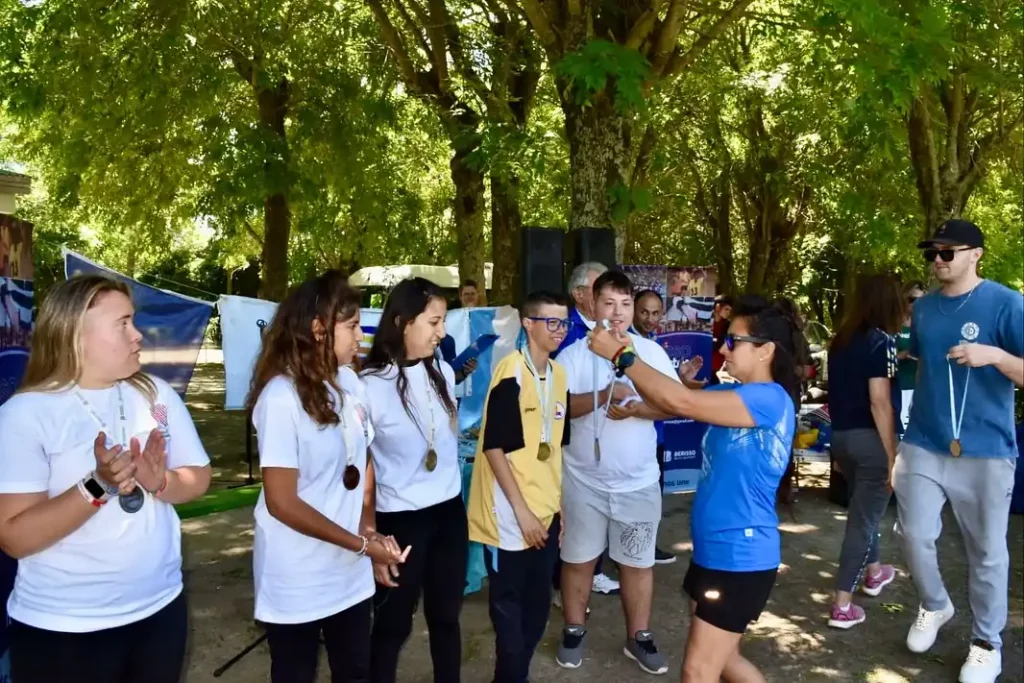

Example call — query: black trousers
[9,592,187,683]
[486,516,561,683]
[371,495,468,683]
[264,598,372,683]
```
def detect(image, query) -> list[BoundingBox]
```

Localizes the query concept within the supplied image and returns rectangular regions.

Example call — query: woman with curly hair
[248,271,405,683]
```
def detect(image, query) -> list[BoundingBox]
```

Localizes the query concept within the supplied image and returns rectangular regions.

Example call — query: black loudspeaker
[520,227,565,304]
[565,227,616,271]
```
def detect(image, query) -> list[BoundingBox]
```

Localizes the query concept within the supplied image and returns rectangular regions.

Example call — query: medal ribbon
[947,360,970,448]
[521,349,554,445]
[592,352,617,458]
[338,388,366,469]
[73,383,129,449]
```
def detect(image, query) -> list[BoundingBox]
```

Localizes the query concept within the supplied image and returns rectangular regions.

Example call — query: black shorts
[682,561,777,634]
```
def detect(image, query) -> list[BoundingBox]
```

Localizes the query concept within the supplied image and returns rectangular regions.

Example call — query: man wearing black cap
[894,219,1024,683]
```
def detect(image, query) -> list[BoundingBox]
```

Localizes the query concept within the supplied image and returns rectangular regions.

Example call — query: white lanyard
[521,349,554,444]
[947,361,970,445]
[339,389,367,469]
[592,353,617,460]
[73,383,129,448]
[408,365,436,451]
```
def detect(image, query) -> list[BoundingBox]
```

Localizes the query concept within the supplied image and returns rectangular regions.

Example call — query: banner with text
[621,264,718,493]
[657,330,715,493]
[64,250,214,397]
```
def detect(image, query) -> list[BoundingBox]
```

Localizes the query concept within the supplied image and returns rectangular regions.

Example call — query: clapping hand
[132,429,167,494]
[679,355,704,381]
[93,432,135,492]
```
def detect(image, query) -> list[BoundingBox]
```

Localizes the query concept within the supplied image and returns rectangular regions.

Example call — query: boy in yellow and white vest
[467,291,571,683]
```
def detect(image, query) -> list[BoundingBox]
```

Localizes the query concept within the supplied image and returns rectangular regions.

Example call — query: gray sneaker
[624,631,668,675]
[556,625,587,669]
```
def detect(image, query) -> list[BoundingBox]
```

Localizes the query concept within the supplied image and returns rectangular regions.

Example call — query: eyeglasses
[724,334,770,351]
[527,317,573,333]
[923,247,972,263]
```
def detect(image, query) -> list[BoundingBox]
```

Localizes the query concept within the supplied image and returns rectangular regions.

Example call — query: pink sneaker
[862,565,896,597]
[828,603,866,629]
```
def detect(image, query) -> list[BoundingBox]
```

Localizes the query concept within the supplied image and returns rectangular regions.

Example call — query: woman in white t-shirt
[0,275,212,683]
[361,277,467,683]
[248,271,404,683]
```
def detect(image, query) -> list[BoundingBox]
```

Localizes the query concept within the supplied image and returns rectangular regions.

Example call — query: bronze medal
[950,439,962,458]
[538,442,552,462]
[343,464,361,490]
[426,448,438,471]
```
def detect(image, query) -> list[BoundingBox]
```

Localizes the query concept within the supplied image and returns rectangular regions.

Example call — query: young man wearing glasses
[895,219,1024,683]
[555,271,679,675]
[466,292,572,683]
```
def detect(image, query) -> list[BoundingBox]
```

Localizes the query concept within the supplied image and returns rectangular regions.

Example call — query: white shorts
[560,471,662,569]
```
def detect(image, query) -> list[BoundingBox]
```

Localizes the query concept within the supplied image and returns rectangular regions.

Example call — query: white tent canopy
[348,263,493,290]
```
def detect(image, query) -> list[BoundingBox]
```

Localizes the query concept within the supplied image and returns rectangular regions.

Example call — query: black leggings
[264,598,372,683]
[370,495,468,683]
[9,592,187,683]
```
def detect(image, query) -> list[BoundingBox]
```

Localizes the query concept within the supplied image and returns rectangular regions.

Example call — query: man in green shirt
[896,282,926,430]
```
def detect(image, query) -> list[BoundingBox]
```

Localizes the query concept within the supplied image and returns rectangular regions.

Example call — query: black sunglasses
[724,334,770,351]
[923,246,972,263]
[527,317,573,333]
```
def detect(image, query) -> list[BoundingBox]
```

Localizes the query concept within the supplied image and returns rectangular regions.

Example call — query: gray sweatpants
[892,442,1016,648]
[833,429,892,593]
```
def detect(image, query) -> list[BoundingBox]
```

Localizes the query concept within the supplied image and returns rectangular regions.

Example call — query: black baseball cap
[917,219,984,249]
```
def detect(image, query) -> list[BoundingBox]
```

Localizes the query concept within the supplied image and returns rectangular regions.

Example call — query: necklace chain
[938,281,981,316]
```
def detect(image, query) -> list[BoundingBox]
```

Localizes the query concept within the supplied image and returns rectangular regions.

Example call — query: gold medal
[950,439,962,457]
[538,442,552,462]
[426,448,438,471]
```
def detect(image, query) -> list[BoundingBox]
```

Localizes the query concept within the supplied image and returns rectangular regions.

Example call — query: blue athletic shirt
[692,382,795,572]
[904,280,1024,459]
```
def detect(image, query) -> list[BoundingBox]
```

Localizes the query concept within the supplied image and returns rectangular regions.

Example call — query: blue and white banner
[656,330,715,493]
[64,250,214,397]
[217,295,383,411]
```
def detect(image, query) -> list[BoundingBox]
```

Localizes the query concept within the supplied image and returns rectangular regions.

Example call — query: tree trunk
[255,77,291,302]
[563,95,632,248]
[450,147,488,306]
[490,172,521,305]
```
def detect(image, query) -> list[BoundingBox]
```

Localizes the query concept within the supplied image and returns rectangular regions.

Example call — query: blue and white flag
[218,295,383,410]
[63,250,214,397]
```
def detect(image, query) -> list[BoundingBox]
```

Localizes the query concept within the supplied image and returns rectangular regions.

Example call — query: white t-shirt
[362,360,461,512]
[0,375,210,633]
[252,367,375,624]
[559,335,680,493]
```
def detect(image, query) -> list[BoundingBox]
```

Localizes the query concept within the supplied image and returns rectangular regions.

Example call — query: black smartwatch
[81,473,113,506]
[615,351,636,377]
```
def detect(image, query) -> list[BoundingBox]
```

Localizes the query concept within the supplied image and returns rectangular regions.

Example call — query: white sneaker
[906,602,955,653]
[592,573,620,595]
[959,642,1001,683]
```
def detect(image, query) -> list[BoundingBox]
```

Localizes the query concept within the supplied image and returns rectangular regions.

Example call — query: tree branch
[391,0,433,61]
[505,0,561,60]
[649,0,687,76]
[667,0,755,76]
[425,0,452,89]
[366,0,423,90]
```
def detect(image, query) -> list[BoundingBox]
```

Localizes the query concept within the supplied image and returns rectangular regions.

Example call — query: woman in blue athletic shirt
[588,296,801,683]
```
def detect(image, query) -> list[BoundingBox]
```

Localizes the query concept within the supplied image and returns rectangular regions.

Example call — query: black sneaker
[654,547,676,564]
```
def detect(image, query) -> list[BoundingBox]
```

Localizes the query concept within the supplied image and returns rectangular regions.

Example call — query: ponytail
[731,295,805,410]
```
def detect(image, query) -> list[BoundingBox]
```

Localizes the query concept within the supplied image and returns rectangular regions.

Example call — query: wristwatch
[79,473,114,507]
[615,350,637,377]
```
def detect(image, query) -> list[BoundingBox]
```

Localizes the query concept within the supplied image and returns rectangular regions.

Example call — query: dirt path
[181,468,1024,683]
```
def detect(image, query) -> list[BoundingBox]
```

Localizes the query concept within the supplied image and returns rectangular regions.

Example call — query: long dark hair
[831,274,906,352]
[362,277,456,419]
[245,271,361,426]
[731,295,805,409]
